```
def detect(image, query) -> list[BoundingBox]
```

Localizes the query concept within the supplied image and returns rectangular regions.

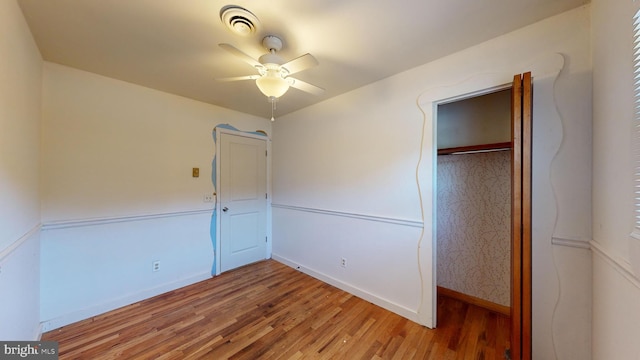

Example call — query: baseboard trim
[40,271,212,332]
[272,254,423,325]
[271,204,423,228]
[437,286,511,317]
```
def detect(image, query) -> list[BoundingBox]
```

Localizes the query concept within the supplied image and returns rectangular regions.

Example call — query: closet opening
[435,87,513,345]
[423,71,532,359]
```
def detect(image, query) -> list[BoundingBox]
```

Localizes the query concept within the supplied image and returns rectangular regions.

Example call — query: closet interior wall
[437,150,511,306]
[436,89,512,308]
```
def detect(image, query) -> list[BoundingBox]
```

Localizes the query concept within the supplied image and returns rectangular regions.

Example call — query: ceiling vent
[220,5,260,37]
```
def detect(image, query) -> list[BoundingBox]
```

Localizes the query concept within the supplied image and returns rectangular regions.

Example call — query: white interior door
[219,132,267,273]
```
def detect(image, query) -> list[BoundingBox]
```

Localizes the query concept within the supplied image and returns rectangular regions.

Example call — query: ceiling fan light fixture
[216,34,323,114]
[255,69,289,98]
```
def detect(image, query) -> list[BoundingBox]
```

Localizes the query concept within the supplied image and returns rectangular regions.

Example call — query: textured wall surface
[437,151,511,306]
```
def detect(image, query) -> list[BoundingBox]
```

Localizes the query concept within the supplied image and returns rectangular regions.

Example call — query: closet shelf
[438,142,512,155]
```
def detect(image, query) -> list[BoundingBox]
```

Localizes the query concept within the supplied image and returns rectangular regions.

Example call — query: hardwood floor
[43,260,510,359]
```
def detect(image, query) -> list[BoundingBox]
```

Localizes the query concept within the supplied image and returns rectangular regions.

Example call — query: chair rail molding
[41,209,213,231]
[271,203,423,228]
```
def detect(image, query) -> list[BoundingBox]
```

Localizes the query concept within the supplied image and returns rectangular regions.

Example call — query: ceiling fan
[216,35,324,106]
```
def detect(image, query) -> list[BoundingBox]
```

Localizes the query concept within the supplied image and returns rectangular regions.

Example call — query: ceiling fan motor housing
[262,35,283,52]
[259,53,285,67]
[259,36,286,74]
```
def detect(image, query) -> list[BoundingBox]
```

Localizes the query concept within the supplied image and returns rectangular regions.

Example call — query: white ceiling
[17,0,588,119]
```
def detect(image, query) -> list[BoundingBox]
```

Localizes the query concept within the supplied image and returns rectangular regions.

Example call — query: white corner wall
[0,0,43,340]
[40,63,271,330]
[273,5,592,359]
[591,0,640,358]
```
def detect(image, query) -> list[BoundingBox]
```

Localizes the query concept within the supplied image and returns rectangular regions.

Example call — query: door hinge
[265,150,267,156]
[265,236,268,243]
[265,193,268,199]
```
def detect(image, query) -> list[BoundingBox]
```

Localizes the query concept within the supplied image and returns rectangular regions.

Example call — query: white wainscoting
[0,225,41,340]
[271,205,425,325]
[40,210,214,331]
[591,240,640,359]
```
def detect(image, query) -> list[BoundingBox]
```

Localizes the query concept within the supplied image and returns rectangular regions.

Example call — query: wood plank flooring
[43,260,510,359]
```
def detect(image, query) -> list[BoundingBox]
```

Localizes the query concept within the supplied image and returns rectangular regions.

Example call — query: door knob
[222,207,229,212]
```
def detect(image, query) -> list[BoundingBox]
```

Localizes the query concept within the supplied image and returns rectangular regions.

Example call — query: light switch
[192,167,199,177]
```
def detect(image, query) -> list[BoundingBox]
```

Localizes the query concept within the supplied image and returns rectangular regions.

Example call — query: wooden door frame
[510,72,532,360]
[214,127,271,276]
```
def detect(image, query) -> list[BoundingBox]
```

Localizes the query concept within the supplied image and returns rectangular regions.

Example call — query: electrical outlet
[203,194,214,202]
[152,260,160,272]
[341,258,347,268]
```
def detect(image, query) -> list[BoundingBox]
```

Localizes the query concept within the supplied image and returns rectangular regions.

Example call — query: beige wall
[437,89,511,149]
[41,63,270,222]
[0,0,41,251]
[0,0,42,340]
[591,0,640,358]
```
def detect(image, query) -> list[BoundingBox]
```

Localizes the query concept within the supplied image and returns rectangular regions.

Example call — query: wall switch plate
[192,167,199,177]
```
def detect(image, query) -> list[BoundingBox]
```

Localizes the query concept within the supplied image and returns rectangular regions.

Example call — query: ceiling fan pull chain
[270,96,276,122]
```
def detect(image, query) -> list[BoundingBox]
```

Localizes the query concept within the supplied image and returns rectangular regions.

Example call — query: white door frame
[214,127,271,276]
[417,74,512,328]
[415,54,564,329]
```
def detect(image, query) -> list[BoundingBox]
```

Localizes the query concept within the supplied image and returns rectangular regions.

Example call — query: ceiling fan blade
[288,77,325,96]
[219,43,263,69]
[215,75,260,82]
[281,53,318,75]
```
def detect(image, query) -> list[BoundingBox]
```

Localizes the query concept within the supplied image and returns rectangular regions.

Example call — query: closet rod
[438,142,512,156]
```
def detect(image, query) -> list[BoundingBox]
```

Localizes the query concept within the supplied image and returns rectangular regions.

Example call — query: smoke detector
[220,5,260,37]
